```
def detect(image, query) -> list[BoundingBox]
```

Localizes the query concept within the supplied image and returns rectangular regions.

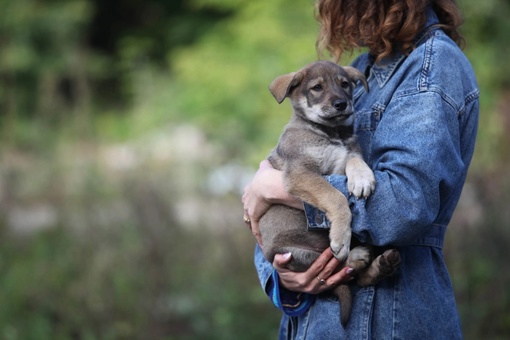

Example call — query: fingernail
[346,267,354,275]
[283,252,292,260]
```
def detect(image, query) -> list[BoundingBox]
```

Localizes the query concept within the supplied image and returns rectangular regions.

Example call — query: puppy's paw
[330,237,351,263]
[355,249,401,287]
[346,246,371,271]
[375,249,401,276]
[329,219,351,262]
[347,170,375,199]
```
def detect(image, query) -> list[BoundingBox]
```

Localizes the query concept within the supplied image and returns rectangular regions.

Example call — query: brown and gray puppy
[259,60,400,326]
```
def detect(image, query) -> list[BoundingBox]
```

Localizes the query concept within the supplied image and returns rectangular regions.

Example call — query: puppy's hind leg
[270,227,330,272]
[356,249,401,287]
[345,246,372,272]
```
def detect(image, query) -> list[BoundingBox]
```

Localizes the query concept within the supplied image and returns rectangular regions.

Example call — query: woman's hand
[274,248,354,293]
[242,160,302,245]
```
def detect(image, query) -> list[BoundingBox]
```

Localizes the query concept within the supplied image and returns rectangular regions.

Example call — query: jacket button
[314,214,323,225]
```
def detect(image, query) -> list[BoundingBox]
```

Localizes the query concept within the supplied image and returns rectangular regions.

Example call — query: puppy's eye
[340,81,350,88]
[311,84,323,91]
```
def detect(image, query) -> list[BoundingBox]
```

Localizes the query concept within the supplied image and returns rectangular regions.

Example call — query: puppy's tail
[334,284,352,327]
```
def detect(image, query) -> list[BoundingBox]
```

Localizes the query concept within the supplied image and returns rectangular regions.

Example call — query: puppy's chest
[304,141,349,175]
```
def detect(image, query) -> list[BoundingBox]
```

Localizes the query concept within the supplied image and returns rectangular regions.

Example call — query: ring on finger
[316,276,326,285]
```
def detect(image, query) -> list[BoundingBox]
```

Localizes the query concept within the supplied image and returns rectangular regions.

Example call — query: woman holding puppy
[242,0,478,338]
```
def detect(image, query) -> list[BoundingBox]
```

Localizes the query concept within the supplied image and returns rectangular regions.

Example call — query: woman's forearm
[243,160,303,222]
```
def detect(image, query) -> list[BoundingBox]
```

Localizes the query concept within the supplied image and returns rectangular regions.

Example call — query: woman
[243,0,478,338]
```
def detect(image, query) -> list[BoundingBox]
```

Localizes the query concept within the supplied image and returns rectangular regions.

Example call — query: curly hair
[316,0,465,62]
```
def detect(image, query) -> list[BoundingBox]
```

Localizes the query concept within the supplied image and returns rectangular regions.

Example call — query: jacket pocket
[355,104,385,161]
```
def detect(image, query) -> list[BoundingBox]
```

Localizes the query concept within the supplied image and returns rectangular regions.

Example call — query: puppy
[258,61,401,326]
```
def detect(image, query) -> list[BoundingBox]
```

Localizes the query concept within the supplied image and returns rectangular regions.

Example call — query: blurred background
[0,0,509,339]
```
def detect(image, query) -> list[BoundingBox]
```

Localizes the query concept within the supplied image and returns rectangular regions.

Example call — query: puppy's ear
[269,72,303,104]
[343,66,369,92]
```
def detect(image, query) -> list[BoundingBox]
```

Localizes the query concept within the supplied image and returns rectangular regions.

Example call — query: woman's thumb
[259,159,273,170]
[274,252,292,265]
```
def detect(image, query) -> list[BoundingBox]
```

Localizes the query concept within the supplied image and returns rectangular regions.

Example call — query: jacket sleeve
[304,91,471,246]
[254,245,315,316]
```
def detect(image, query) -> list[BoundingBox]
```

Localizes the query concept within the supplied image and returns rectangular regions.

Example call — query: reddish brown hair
[316,0,464,62]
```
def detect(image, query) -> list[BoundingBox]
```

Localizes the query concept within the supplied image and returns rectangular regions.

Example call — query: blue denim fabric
[254,8,479,339]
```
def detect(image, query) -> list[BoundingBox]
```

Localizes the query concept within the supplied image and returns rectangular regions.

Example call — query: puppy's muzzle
[322,99,352,121]
[333,99,348,112]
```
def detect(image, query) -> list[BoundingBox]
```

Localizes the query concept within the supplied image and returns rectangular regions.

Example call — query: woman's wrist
[262,168,303,210]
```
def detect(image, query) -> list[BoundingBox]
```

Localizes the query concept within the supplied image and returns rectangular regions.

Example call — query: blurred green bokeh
[0,0,509,339]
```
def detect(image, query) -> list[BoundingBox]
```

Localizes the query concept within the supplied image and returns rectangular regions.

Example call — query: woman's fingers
[241,160,279,247]
[273,248,354,294]
[309,247,337,276]
[250,219,263,247]
[326,266,355,286]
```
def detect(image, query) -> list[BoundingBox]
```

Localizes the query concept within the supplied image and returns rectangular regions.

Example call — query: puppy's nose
[333,99,348,111]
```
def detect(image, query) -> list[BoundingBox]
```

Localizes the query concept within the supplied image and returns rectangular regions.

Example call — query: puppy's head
[269,61,368,127]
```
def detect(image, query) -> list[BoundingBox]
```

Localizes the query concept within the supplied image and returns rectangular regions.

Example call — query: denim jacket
[254,8,479,339]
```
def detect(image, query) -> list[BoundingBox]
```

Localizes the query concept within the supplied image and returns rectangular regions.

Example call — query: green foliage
[461,0,510,171]
[0,0,235,145]
[0,177,280,339]
[446,170,510,339]
[170,0,321,162]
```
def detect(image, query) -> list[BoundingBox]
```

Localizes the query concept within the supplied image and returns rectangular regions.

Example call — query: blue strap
[268,271,315,317]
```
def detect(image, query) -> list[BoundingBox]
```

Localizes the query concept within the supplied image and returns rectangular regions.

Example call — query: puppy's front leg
[345,156,375,198]
[284,167,352,262]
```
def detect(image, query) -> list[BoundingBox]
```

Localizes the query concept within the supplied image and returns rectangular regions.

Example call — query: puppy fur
[258,61,401,326]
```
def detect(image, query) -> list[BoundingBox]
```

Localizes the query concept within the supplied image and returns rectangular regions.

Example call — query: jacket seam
[392,273,401,340]
[419,33,434,92]
[394,87,460,118]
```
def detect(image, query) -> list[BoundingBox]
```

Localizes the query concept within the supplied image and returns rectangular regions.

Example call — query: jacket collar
[369,7,440,88]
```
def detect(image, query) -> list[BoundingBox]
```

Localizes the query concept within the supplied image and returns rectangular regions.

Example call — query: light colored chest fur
[303,142,349,175]
[270,122,355,177]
